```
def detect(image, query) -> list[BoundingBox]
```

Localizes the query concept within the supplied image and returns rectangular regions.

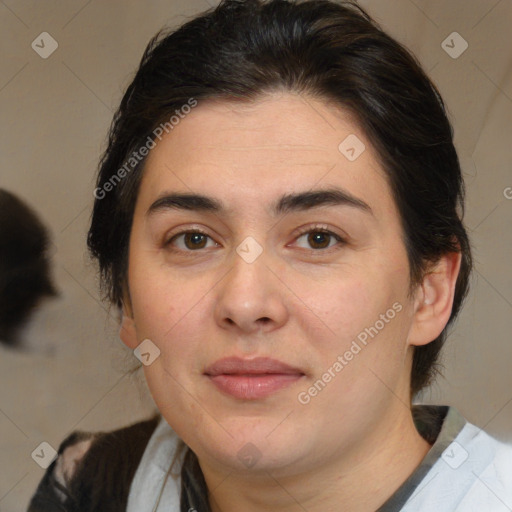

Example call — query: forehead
[137,92,394,218]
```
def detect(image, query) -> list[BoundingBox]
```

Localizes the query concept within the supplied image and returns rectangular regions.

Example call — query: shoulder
[400,406,512,511]
[28,414,161,512]
[463,423,512,481]
[455,425,512,510]
[418,420,512,510]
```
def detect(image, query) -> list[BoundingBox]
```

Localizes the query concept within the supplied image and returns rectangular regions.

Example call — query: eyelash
[164,224,347,255]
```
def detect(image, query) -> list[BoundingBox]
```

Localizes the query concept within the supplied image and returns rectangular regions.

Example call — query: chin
[194,419,309,473]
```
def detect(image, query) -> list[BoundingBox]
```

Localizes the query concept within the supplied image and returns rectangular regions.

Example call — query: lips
[204,356,303,376]
[204,357,305,400]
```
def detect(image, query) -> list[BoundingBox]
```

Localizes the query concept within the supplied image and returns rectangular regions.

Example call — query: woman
[28,0,512,511]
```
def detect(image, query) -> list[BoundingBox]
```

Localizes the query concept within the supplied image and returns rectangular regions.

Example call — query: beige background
[0,0,511,510]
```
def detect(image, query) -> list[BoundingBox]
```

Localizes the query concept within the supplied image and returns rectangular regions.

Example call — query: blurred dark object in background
[0,189,57,347]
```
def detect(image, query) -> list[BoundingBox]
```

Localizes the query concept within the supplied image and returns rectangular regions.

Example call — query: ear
[119,301,138,350]
[408,251,462,347]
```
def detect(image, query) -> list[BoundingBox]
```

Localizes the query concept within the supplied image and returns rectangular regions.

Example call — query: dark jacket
[27,415,160,512]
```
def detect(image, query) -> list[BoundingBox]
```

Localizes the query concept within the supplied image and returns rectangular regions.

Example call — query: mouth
[204,356,305,400]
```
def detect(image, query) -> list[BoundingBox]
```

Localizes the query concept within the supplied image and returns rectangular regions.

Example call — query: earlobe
[408,251,462,347]
[119,305,138,349]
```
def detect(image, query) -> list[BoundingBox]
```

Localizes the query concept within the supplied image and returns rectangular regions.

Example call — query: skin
[120,92,461,512]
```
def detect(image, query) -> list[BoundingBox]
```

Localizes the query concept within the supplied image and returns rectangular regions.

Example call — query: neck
[200,404,432,512]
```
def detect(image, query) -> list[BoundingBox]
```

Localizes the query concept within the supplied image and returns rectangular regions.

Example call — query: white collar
[127,417,183,512]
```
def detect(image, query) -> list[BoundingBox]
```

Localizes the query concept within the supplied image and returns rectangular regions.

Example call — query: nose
[214,249,289,335]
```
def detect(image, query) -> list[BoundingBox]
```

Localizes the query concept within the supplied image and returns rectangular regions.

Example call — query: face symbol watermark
[134,338,161,366]
[503,187,512,200]
[31,442,58,469]
[338,134,366,161]
[236,236,263,263]
[441,32,468,59]
[441,441,469,469]
[31,32,58,59]
[237,442,262,468]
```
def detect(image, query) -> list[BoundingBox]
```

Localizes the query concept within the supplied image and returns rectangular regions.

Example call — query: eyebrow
[146,187,372,217]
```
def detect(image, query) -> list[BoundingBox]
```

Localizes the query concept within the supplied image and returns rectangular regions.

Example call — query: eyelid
[287,224,347,253]
[164,226,219,249]
[292,223,347,240]
[164,223,212,238]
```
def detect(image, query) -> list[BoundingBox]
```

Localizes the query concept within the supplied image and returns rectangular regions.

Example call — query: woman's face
[123,93,422,476]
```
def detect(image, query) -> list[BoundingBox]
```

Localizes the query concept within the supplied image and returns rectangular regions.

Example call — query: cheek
[293,266,411,391]
[129,254,204,336]
[132,276,209,431]
[295,270,400,345]
[128,254,219,372]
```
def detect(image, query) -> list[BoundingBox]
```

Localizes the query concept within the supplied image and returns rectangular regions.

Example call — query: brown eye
[295,229,344,250]
[167,230,217,251]
[183,232,208,249]
[307,231,332,249]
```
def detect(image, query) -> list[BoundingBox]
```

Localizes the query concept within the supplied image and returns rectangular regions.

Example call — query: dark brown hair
[87,1,472,506]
